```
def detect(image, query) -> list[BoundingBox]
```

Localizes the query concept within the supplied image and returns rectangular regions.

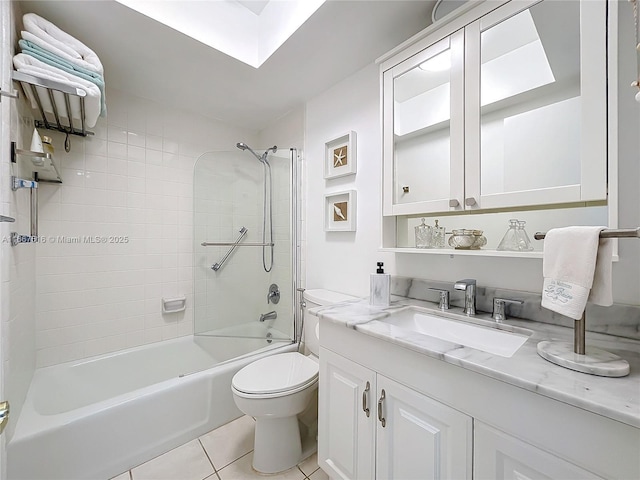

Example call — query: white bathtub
[8,333,295,480]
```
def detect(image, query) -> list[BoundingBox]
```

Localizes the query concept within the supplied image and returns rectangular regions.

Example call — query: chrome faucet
[453,279,476,316]
[259,311,277,322]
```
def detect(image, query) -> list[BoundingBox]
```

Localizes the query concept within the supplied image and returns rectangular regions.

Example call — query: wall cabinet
[382,0,608,216]
[318,347,472,480]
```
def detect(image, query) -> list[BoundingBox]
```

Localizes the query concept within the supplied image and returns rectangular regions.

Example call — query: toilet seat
[232,352,319,398]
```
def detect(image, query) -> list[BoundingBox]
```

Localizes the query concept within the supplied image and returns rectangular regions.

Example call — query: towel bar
[534,227,640,240]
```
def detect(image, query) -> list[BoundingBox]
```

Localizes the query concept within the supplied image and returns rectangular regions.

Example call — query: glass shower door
[193,148,298,345]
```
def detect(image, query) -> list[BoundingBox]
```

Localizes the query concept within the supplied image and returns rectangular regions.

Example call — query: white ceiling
[17,0,435,131]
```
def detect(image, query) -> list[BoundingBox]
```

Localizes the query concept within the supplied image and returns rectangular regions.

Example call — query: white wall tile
[33,87,257,366]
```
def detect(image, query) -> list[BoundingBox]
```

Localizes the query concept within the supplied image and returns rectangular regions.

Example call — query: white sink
[380,308,531,358]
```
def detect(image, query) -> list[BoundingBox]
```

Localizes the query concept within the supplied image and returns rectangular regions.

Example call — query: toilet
[231,289,355,474]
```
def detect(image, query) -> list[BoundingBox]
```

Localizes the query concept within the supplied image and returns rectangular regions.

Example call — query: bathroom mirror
[393,38,453,206]
[479,0,581,198]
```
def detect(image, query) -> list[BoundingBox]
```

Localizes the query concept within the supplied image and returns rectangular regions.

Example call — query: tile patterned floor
[110,416,329,480]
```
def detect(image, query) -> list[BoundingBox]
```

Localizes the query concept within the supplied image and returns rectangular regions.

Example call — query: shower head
[236,142,278,164]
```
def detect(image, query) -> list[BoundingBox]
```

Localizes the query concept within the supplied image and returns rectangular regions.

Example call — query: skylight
[114,0,325,68]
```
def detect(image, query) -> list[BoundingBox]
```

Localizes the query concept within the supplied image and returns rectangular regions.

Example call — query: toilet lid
[232,352,319,395]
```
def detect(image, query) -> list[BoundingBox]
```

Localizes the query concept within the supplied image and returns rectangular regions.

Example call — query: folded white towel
[541,226,613,319]
[13,53,101,128]
[22,13,103,76]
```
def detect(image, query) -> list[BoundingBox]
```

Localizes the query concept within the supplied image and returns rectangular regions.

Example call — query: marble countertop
[315,297,640,428]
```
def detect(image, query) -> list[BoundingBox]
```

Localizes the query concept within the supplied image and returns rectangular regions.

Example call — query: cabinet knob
[402,186,410,193]
[449,199,460,208]
[465,197,477,206]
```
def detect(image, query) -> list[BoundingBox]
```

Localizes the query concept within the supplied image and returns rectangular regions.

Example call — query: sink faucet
[454,279,476,316]
[259,311,277,322]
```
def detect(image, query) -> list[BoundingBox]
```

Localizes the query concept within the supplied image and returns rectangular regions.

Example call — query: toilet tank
[303,289,356,356]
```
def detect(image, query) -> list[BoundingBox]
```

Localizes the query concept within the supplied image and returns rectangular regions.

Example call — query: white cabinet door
[382,29,465,216]
[465,0,608,210]
[319,348,376,480]
[474,422,605,480]
[376,375,472,480]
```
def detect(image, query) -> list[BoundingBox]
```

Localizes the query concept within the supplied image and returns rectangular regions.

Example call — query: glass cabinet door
[465,0,607,210]
[383,30,465,216]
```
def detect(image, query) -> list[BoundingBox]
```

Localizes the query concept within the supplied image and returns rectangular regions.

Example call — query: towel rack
[534,227,640,240]
[210,227,248,271]
[534,226,640,378]
[12,71,94,148]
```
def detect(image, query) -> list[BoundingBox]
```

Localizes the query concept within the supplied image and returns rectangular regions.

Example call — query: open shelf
[12,70,94,138]
[380,247,543,258]
[11,142,62,184]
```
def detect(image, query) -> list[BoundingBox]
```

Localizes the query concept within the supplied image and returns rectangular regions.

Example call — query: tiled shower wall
[1,0,36,441]
[33,87,255,367]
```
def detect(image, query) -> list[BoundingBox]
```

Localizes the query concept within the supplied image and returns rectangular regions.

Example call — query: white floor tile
[217,453,306,480]
[199,415,255,470]
[309,467,330,480]
[131,439,214,480]
[297,452,319,477]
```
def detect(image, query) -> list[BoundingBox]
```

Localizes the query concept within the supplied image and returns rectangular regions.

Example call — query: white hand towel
[13,53,101,128]
[22,13,103,75]
[541,226,613,319]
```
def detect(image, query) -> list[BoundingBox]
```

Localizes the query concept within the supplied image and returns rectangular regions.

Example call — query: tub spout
[259,311,277,322]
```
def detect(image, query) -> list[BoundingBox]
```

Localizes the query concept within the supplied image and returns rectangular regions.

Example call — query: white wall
[33,87,256,367]
[304,3,640,305]
[306,63,395,296]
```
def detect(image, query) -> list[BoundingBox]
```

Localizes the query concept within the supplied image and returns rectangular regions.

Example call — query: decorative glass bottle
[414,218,432,248]
[431,219,445,248]
[496,219,520,251]
[516,220,534,251]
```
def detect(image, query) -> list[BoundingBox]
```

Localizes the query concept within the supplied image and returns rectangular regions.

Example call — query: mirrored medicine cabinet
[379,0,616,255]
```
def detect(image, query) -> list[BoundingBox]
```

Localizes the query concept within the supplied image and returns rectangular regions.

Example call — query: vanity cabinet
[318,347,472,480]
[381,0,608,216]
[474,422,604,480]
[319,319,639,480]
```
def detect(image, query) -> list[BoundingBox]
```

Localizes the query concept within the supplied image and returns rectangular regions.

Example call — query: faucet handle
[454,278,476,290]
[428,288,450,310]
[492,297,524,322]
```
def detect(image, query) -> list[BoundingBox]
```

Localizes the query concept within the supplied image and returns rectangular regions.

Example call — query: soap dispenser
[370,262,391,307]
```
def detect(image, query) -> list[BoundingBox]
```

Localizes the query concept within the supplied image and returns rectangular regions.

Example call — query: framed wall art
[324,131,357,179]
[324,190,356,231]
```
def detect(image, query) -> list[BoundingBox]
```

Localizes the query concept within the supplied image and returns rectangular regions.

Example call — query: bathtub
[8,333,295,480]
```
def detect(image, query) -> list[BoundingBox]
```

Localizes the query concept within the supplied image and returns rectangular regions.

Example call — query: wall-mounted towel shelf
[534,226,640,378]
[12,70,94,150]
[11,141,61,184]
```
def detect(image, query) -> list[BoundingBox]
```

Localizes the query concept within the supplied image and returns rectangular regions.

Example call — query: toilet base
[253,416,300,474]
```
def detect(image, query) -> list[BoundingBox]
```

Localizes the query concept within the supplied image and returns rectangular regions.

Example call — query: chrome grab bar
[211,227,248,271]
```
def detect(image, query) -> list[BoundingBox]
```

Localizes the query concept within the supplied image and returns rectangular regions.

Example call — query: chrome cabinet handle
[377,389,386,427]
[449,199,460,208]
[362,381,370,417]
[0,401,10,434]
[465,197,477,206]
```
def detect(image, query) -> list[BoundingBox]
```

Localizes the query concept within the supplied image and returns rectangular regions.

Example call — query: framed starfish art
[324,131,357,179]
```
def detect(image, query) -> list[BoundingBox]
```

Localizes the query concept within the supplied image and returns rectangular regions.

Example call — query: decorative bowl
[448,229,487,249]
